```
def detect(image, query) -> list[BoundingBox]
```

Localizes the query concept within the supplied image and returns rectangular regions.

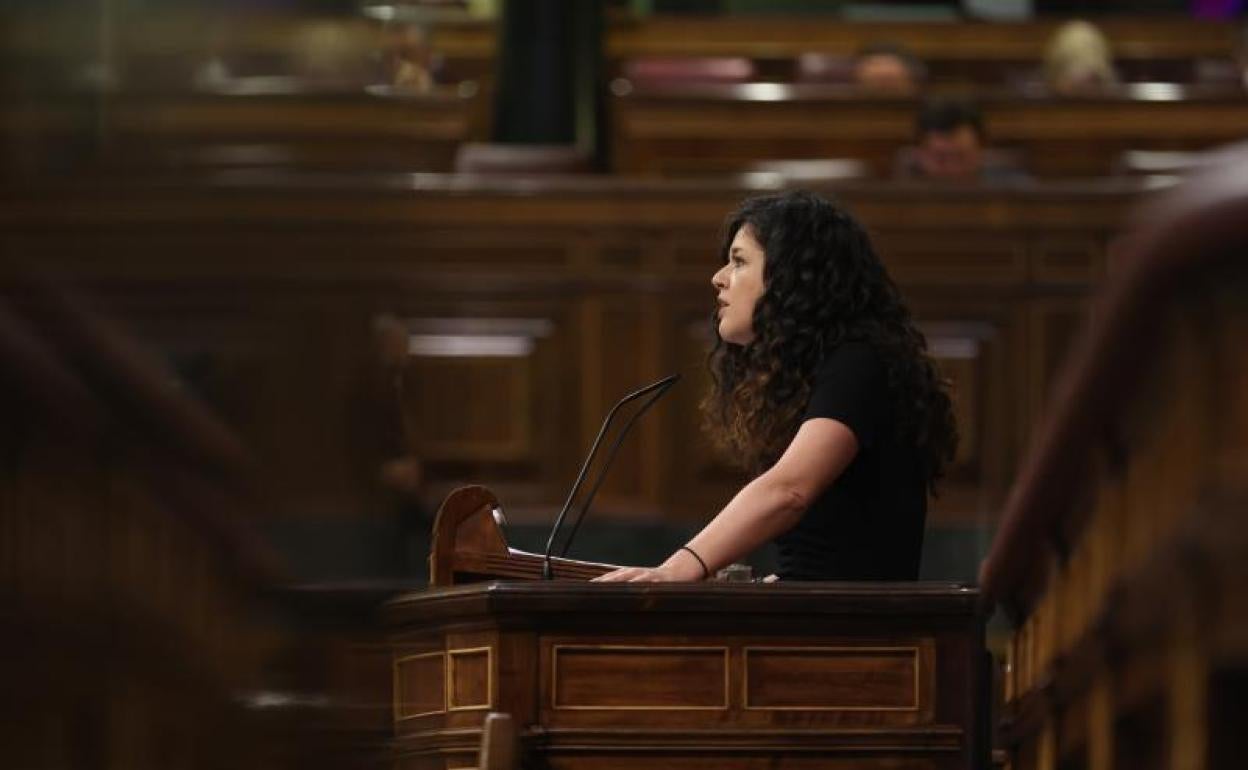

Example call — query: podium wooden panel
[385,487,987,770]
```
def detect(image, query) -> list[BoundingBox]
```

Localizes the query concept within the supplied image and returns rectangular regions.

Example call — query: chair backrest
[476,712,518,770]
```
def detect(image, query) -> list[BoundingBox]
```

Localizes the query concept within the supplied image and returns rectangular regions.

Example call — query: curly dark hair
[700,190,957,490]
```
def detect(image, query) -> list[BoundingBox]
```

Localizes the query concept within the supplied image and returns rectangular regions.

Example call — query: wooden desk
[405,16,1243,86]
[5,13,1237,92]
[604,16,1241,84]
[384,437,983,770]
[2,83,488,176]
[612,83,1248,178]
[386,580,985,770]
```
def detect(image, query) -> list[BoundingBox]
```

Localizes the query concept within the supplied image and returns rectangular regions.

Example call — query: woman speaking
[596,190,957,583]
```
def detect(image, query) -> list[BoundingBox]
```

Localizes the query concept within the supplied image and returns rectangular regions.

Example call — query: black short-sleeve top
[772,340,927,581]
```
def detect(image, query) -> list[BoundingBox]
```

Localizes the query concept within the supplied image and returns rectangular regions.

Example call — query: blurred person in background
[897,97,1029,183]
[852,42,926,95]
[383,21,442,92]
[1043,19,1121,96]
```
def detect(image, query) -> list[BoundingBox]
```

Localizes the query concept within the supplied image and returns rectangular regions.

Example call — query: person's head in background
[385,21,438,92]
[1043,20,1120,96]
[852,43,926,95]
[913,98,986,181]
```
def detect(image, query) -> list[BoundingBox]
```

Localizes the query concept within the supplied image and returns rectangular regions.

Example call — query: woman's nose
[711,265,727,289]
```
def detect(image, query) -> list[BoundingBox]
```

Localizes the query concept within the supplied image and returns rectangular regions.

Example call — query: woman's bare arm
[594,417,859,582]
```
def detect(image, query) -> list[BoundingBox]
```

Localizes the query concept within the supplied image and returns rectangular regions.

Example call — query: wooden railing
[980,147,1248,770]
[0,277,279,768]
[0,275,405,769]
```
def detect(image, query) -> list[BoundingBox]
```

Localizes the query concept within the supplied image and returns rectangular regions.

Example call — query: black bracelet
[679,545,710,579]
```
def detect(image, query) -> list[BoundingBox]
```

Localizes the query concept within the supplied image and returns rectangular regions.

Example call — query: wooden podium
[387,487,987,770]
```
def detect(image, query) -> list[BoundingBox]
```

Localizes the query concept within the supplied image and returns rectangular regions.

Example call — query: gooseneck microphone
[541,374,680,579]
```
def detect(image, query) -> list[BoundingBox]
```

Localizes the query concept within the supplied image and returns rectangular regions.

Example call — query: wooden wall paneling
[1,178,1141,535]
[1024,297,1091,436]
[190,301,361,520]
[664,298,747,521]
[925,322,993,472]
[405,324,542,462]
[1119,326,1173,575]
[587,290,676,515]
[874,231,1029,289]
[377,226,572,273]
[910,298,1020,525]
[576,295,649,511]
[1152,309,1216,537]
[1210,280,1248,488]
[1086,676,1114,770]
[1054,539,1077,657]
[0,427,13,596]
[1030,236,1107,288]
[1016,736,1040,770]
[639,293,669,508]
[1056,691,1089,770]
[1166,613,1209,770]
[396,300,580,522]
[1083,458,1117,646]
[1036,722,1058,770]
[1206,666,1248,770]
[1112,656,1168,770]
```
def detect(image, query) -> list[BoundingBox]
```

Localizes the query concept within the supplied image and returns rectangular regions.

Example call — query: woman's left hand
[592,564,684,582]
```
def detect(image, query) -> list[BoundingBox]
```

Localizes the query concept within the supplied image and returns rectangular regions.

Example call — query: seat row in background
[3,10,1248,180]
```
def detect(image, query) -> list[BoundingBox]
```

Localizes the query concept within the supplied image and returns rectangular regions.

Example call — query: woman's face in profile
[711,225,767,346]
